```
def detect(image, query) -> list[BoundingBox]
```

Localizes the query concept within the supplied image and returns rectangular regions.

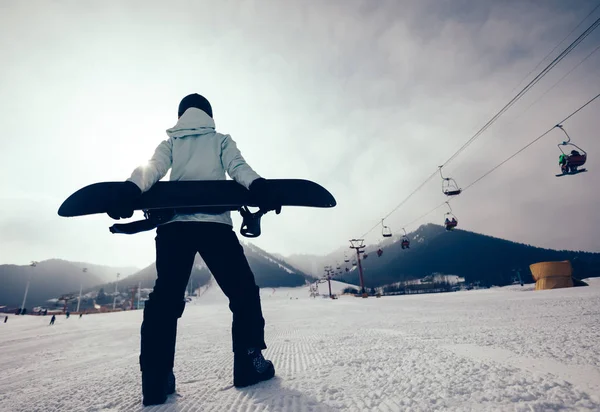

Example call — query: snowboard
[555,168,587,177]
[58,179,336,237]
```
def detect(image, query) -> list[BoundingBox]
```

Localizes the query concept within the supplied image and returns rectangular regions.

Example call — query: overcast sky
[1,0,599,268]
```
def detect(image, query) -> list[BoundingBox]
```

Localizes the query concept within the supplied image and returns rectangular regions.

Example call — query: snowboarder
[559,153,569,173]
[49,315,56,325]
[108,93,280,406]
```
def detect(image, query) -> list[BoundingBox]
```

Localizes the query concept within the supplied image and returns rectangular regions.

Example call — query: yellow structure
[529,261,574,290]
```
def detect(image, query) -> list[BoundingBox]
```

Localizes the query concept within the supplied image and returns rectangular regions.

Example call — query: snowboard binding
[110,206,271,238]
[238,206,266,238]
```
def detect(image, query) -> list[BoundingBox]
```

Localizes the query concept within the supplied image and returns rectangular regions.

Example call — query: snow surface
[1,279,600,411]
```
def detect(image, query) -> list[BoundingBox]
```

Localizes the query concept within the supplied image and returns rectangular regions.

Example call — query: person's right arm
[127,139,173,192]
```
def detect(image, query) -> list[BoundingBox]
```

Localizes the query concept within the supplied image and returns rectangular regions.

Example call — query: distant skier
[108,94,280,406]
[49,315,56,325]
[79,313,83,319]
[66,311,70,319]
[4,316,7,323]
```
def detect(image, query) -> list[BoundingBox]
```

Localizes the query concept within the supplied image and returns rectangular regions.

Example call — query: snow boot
[140,300,184,406]
[233,348,275,388]
[167,370,176,395]
[141,369,175,406]
[141,369,169,406]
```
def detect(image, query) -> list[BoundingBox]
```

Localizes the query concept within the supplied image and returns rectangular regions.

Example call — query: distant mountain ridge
[65,261,139,283]
[243,243,312,286]
[284,247,349,278]
[55,241,313,307]
[323,224,600,288]
[8,224,596,310]
[0,259,138,308]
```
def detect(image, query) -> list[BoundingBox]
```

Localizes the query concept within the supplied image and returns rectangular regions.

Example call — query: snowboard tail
[555,168,587,177]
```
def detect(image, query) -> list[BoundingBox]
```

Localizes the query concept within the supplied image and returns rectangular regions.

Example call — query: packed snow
[1,279,600,411]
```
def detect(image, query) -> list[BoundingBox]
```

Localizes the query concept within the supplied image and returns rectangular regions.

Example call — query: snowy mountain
[243,243,312,287]
[0,259,138,309]
[283,235,406,278]
[331,224,600,288]
[92,257,213,292]
[63,261,139,283]
[53,242,313,310]
[284,245,350,278]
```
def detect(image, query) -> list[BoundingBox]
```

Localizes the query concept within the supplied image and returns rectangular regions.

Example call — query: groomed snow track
[1,279,600,411]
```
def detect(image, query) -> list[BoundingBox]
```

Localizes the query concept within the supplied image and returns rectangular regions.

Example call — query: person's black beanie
[178,93,213,118]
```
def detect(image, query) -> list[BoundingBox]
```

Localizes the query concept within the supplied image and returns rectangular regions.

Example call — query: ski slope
[1,279,600,411]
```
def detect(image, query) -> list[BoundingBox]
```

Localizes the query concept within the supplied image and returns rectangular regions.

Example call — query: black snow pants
[139,222,266,374]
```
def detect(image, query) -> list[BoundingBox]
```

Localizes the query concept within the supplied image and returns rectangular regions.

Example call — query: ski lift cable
[356,18,600,240]
[441,15,600,169]
[450,41,600,180]
[517,42,600,118]
[461,92,600,193]
[441,43,599,183]
[379,93,598,237]
[377,201,448,240]
[401,202,448,230]
[359,169,439,238]
[510,2,600,93]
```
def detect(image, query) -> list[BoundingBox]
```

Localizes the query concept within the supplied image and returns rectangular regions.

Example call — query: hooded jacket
[127,108,261,227]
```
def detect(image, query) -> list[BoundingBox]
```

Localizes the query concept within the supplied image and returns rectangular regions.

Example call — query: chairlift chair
[401,228,410,249]
[555,125,588,177]
[381,219,392,238]
[444,202,458,231]
[439,166,462,196]
[444,216,458,230]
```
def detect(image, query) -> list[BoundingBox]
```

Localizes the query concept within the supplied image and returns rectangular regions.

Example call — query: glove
[249,178,282,214]
[107,181,142,220]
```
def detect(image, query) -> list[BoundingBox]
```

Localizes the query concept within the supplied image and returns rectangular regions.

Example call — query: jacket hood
[166,108,215,139]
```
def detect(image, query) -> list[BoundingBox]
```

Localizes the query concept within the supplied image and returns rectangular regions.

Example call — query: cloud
[1,0,599,267]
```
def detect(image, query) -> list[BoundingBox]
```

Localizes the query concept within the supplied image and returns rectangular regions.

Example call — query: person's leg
[141,222,196,406]
[197,223,265,351]
[196,223,273,387]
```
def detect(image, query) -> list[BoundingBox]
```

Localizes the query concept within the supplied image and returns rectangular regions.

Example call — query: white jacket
[127,108,261,226]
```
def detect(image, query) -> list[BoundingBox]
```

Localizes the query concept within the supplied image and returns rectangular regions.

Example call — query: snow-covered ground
[1,279,600,411]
